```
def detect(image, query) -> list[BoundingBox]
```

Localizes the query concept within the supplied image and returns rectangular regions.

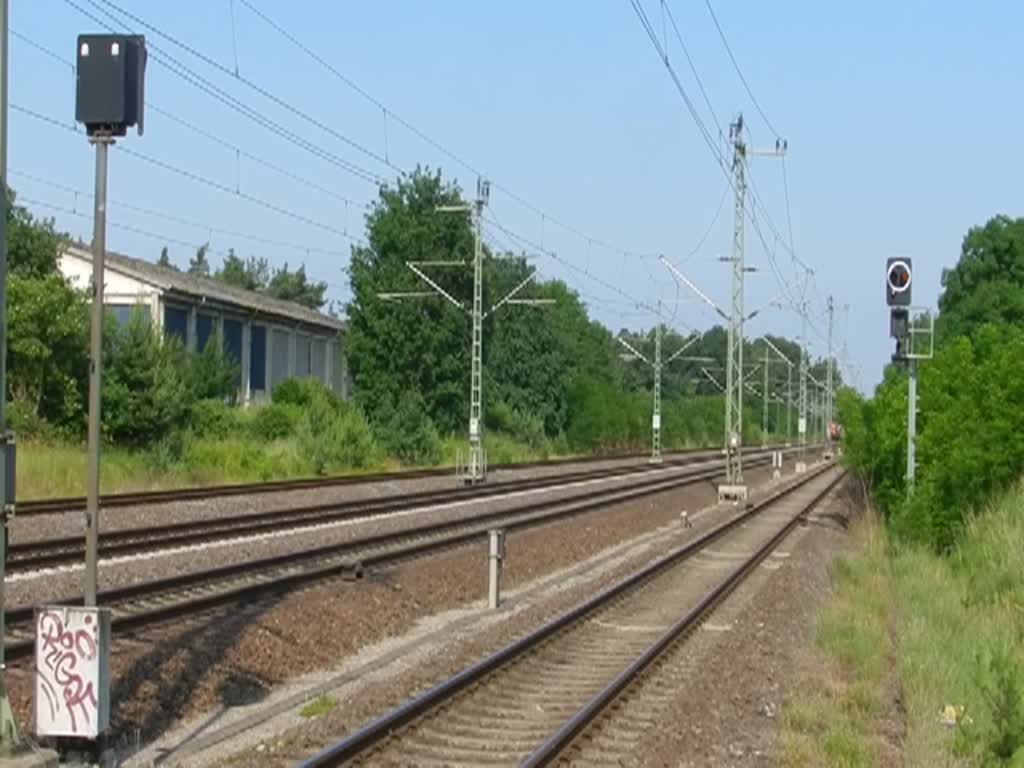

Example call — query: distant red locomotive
[828,422,843,441]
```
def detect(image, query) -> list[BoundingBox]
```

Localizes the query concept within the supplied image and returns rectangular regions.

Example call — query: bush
[186,333,239,403]
[103,311,190,446]
[248,402,303,441]
[375,393,442,466]
[296,396,378,475]
[272,377,342,411]
[189,399,239,439]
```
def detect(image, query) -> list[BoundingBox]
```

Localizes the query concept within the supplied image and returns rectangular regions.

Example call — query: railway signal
[884,256,932,493]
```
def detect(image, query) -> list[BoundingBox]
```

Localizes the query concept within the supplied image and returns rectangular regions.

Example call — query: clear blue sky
[8,1,1023,391]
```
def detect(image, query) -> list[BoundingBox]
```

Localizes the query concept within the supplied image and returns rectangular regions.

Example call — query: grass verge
[778,482,1024,767]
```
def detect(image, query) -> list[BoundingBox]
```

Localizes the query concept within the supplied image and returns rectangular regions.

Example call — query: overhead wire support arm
[616,335,652,366]
[485,270,544,318]
[406,262,466,311]
[660,255,729,321]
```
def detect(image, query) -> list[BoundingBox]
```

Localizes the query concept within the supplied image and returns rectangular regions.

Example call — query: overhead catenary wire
[236,0,660,263]
[11,103,361,244]
[702,0,781,139]
[10,28,369,212]
[10,170,353,256]
[627,0,829,343]
[63,0,385,186]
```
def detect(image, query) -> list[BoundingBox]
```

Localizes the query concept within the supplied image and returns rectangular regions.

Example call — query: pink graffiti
[37,611,98,734]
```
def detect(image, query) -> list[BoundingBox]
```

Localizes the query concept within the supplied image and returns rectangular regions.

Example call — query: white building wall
[58,252,162,308]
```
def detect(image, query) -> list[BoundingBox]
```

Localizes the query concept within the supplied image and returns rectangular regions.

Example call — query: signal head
[886,257,912,307]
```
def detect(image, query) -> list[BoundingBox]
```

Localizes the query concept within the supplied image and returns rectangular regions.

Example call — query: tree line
[839,214,1024,550]
[4,171,831,471]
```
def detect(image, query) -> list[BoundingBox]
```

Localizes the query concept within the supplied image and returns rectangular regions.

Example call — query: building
[58,244,349,404]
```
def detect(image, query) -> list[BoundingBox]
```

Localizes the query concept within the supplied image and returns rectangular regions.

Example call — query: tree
[217,250,269,292]
[6,189,64,278]
[937,215,1024,341]
[188,243,211,277]
[266,262,327,309]
[102,310,190,445]
[6,272,88,431]
[157,246,175,270]
[346,168,474,432]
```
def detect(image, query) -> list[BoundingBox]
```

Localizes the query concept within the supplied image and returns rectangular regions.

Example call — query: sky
[7,1,1024,392]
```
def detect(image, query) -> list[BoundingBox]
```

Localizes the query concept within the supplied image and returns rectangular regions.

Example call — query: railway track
[15,444,772,516]
[8,446,796,574]
[294,463,844,767]
[4,451,789,662]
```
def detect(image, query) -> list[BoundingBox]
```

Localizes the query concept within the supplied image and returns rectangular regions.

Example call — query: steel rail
[6,446,797,573]
[521,470,846,766]
[3,453,785,662]
[295,462,838,768]
[16,444,777,515]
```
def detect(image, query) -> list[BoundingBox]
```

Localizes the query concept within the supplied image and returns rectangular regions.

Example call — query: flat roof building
[59,245,349,404]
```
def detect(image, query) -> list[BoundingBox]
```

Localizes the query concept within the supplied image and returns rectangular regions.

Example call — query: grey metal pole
[84,135,111,606]
[907,359,917,490]
[0,0,21,752]
[652,317,662,462]
[762,347,769,444]
[826,295,835,429]
[786,362,792,443]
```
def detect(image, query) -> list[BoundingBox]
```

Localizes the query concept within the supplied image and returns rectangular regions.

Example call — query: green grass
[298,695,337,719]
[17,429,563,500]
[780,482,1024,768]
[778,513,894,768]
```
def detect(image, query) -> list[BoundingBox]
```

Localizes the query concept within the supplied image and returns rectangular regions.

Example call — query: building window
[107,303,145,327]
[222,318,243,386]
[250,325,266,392]
[297,334,312,378]
[164,305,188,344]
[270,328,290,389]
[311,338,326,382]
[196,313,214,351]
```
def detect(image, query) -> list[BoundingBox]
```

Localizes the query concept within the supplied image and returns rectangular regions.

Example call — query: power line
[702,0,782,139]
[237,0,659,263]
[661,1,724,145]
[88,0,393,174]
[10,28,368,212]
[21,195,350,294]
[11,103,360,243]
[63,0,385,186]
[10,169,352,256]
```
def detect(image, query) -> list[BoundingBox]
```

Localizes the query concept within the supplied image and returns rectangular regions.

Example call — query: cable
[237,0,659,262]
[11,28,367,211]
[702,0,782,139]
[22,196,350,294]
[88,0,394,175]
[11,103,360,243]
[63,0,385,186]
[11,170,353,256]
[662,1,723,144]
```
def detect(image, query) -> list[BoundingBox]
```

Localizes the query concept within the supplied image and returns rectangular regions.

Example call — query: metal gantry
[617,316,705,463]
[381,176,552,485]
[723,117,747,489]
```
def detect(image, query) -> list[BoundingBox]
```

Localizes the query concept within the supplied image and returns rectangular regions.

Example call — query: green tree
[102,310,190,445]
[347,168,474,432]
[938,215,1024,341]
[217,250,269,292]
[189,243,211,277]
[266,263,327,309]
[7,190,65,278]
[186,332,239,403]
[157,246,175,270]
[6,272,88,431]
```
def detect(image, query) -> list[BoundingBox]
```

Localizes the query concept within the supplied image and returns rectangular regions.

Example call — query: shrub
[296,396,378,475]
[272,377,342,411]
[103,311,190,446]
[375,393,442,466]
[186,333,239,403]
[189,399,239,439]
[248,402,303,441]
